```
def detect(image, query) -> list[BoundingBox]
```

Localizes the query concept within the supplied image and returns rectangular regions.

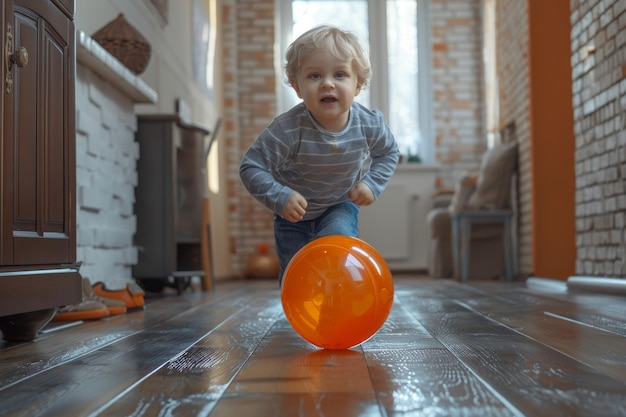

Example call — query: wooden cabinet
[0,0,81,341]
[133,115,208,292]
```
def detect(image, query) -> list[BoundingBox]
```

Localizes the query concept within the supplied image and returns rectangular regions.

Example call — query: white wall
[75,0,217,121]
[74,0,231,282]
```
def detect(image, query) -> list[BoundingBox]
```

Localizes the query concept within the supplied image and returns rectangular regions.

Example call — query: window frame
[276,0,434,163]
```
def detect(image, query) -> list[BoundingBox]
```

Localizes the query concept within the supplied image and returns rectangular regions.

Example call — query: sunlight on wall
[208,142,219,194]
[207,0,219,195]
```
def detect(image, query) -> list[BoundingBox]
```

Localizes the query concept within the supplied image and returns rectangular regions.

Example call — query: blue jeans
[274,201,359,284]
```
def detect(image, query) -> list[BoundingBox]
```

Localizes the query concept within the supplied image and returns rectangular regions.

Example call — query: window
[278,0,433,162]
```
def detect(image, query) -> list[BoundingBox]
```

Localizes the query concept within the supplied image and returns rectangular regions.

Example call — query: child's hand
[349,182,375,206]
[283,192,308,222]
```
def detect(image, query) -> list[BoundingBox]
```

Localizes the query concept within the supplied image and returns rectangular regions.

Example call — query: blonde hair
[285,25,372,90]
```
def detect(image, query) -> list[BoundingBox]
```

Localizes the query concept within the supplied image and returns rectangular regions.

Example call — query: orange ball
[280,235,394,350]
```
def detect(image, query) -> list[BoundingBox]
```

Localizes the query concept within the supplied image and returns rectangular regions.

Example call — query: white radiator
[359,184,410,260]
[357,163,438,271]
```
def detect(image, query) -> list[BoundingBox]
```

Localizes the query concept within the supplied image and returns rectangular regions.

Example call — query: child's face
[291,48,361,132]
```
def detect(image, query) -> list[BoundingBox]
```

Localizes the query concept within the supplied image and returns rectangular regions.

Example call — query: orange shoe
[82,278,127,316]
[53,277,114,322]
[53,299,110,322]
[91,281,146,311]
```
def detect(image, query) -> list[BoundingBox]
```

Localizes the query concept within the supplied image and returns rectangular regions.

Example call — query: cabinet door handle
[12,46,28,67]
[5,23,28,94]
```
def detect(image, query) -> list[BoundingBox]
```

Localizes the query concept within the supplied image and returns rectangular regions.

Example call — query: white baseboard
[566,276,626,295]
[525,276,626,295]
[525,277,568,293]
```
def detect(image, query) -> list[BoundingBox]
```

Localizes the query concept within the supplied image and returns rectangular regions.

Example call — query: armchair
[427,142,518,280]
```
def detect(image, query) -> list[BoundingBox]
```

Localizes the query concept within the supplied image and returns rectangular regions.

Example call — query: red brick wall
[222,0,278,274]
[431,0,486,185]
[495,0,532,276]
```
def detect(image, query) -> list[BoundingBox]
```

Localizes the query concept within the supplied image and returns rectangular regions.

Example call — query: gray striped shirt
[240,102,399,220]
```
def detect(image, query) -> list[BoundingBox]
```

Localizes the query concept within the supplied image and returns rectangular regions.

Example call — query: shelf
[76,31,157,104]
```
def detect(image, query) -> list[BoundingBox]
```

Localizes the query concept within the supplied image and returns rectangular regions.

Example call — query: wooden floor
[1,275,625,416]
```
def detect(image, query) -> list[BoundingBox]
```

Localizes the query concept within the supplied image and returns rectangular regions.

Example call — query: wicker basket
[92,14,151,75]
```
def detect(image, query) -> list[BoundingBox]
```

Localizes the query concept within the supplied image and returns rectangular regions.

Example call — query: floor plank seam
[542,311,625,336]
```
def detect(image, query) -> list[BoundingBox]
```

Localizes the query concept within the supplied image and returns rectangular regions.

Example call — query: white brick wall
[571,0,626,276]
[75,65,140,289]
